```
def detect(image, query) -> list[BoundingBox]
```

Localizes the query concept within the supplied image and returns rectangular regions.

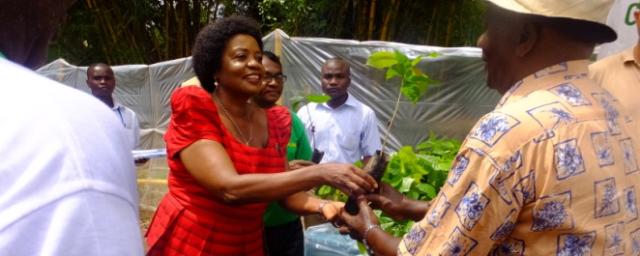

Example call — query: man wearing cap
[590,9,640,133]
[336,1,640,255]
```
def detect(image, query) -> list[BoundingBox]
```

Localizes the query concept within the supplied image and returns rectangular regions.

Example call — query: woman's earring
[214,80,219,87]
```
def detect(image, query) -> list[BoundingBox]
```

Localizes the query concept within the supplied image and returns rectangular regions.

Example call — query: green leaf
[399,177,414,193]
[428,52,440,58]
[416,183,437,199]
[410,55,423,67]
[357,241,367,254]
[305,94,330,103]
[393,50,410,65]
[400,84,420,103]
[367,51,397,69]
[385,68,400,80]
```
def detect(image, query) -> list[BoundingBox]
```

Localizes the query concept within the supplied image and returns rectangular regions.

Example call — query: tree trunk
[367,0,377,40]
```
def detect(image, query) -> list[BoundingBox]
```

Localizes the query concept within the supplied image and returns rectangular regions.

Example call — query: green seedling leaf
[415,183,437,199]
[386,68,400,80]
[305,94,330,103]
[367,51,398,69]
[399,177,414,193]
[410,55,423,67]
[393,50,410,66]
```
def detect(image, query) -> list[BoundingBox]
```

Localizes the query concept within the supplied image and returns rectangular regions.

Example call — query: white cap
[487,0,617,42]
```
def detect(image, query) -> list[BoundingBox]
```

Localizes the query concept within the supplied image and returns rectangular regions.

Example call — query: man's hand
[365,182,407,221]
[337,197,379,240]
[134,157,149,166]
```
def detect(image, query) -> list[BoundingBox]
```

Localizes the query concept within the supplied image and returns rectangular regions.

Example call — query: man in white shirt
[0,1,143,255]
[87,63,148,164]
[297,57,382,165]
[87,63,141,149]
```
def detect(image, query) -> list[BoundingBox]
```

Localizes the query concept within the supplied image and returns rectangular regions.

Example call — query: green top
[263,111,313,227]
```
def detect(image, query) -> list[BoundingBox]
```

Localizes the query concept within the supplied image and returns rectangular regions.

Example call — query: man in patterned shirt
[337,0,640,255]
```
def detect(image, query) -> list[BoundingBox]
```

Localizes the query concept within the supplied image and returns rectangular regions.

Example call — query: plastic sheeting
[37,29,499,152]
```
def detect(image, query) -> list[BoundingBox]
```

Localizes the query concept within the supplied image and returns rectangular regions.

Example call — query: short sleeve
[164,87,222,159]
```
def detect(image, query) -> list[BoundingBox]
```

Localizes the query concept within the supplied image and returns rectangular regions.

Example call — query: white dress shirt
[112,103,140,149]
[0,59,143,255]
[297,94,382,164]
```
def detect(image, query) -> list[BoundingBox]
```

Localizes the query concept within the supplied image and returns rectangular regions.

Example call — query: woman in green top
[255,51,316,255]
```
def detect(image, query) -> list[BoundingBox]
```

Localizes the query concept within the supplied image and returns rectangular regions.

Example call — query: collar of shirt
[622,45,640,66]
[319,93,358,110]
[496,60,590,109]
[111,101,126,111]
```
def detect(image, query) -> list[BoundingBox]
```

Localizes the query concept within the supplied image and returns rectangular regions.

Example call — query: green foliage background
[49,0,485,65]
[315,135,461,236]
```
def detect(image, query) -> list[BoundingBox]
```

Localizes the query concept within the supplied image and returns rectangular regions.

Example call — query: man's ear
[515,22,539,58]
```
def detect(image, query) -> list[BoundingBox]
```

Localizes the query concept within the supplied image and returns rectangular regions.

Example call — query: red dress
[145,87,291,256]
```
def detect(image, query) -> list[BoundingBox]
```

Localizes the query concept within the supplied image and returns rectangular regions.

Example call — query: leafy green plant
[314,134,461,237]
[366,50,438,151]
[376,134,460,237]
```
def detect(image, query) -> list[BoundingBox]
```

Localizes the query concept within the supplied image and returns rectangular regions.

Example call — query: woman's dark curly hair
[192,16,263,92]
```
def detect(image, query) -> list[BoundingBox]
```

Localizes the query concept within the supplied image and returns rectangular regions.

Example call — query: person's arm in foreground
[366,182,431,222]
[339,145,525,255]
[180,140,377,204]
[339,198,400,256]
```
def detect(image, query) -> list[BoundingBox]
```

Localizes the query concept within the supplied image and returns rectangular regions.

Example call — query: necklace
[214,93,253,145]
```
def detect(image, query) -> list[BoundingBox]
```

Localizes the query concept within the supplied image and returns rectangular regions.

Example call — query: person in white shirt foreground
[0,0,144,255]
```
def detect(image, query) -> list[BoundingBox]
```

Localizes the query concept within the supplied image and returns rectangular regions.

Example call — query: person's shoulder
[172,85,210,101]
[170,86,214,111]
[590,49,627,74]
[268,105,290,116]
[349,96,376,115]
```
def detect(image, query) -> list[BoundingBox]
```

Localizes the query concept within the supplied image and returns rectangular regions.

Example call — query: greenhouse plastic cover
[37,29,501,152]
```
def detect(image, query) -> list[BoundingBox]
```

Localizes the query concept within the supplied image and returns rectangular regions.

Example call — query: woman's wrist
[362,223,382,255]
[362,223,381,240]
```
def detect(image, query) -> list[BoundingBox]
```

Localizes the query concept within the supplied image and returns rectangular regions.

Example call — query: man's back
[400,61,640,255]
[0,59,143,255]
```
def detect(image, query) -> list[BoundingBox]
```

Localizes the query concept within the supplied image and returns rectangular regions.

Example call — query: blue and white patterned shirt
[399,60,640,255]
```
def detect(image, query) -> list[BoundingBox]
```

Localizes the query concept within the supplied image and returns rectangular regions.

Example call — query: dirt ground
[136,158,170,231]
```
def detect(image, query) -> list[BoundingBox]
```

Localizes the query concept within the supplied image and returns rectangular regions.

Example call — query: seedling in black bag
[345,150,388,215]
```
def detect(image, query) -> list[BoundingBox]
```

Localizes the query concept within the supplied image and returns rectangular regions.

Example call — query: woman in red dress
[145,16,377,256]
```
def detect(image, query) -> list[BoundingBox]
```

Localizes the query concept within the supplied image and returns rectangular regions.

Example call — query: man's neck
[95,95,114,108]
[327,94,348,109]
[255,98,275,109]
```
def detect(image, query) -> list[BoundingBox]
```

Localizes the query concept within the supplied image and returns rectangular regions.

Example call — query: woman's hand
[288,160,316,170]
[319,163,378,195]
[320,201,344,222]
